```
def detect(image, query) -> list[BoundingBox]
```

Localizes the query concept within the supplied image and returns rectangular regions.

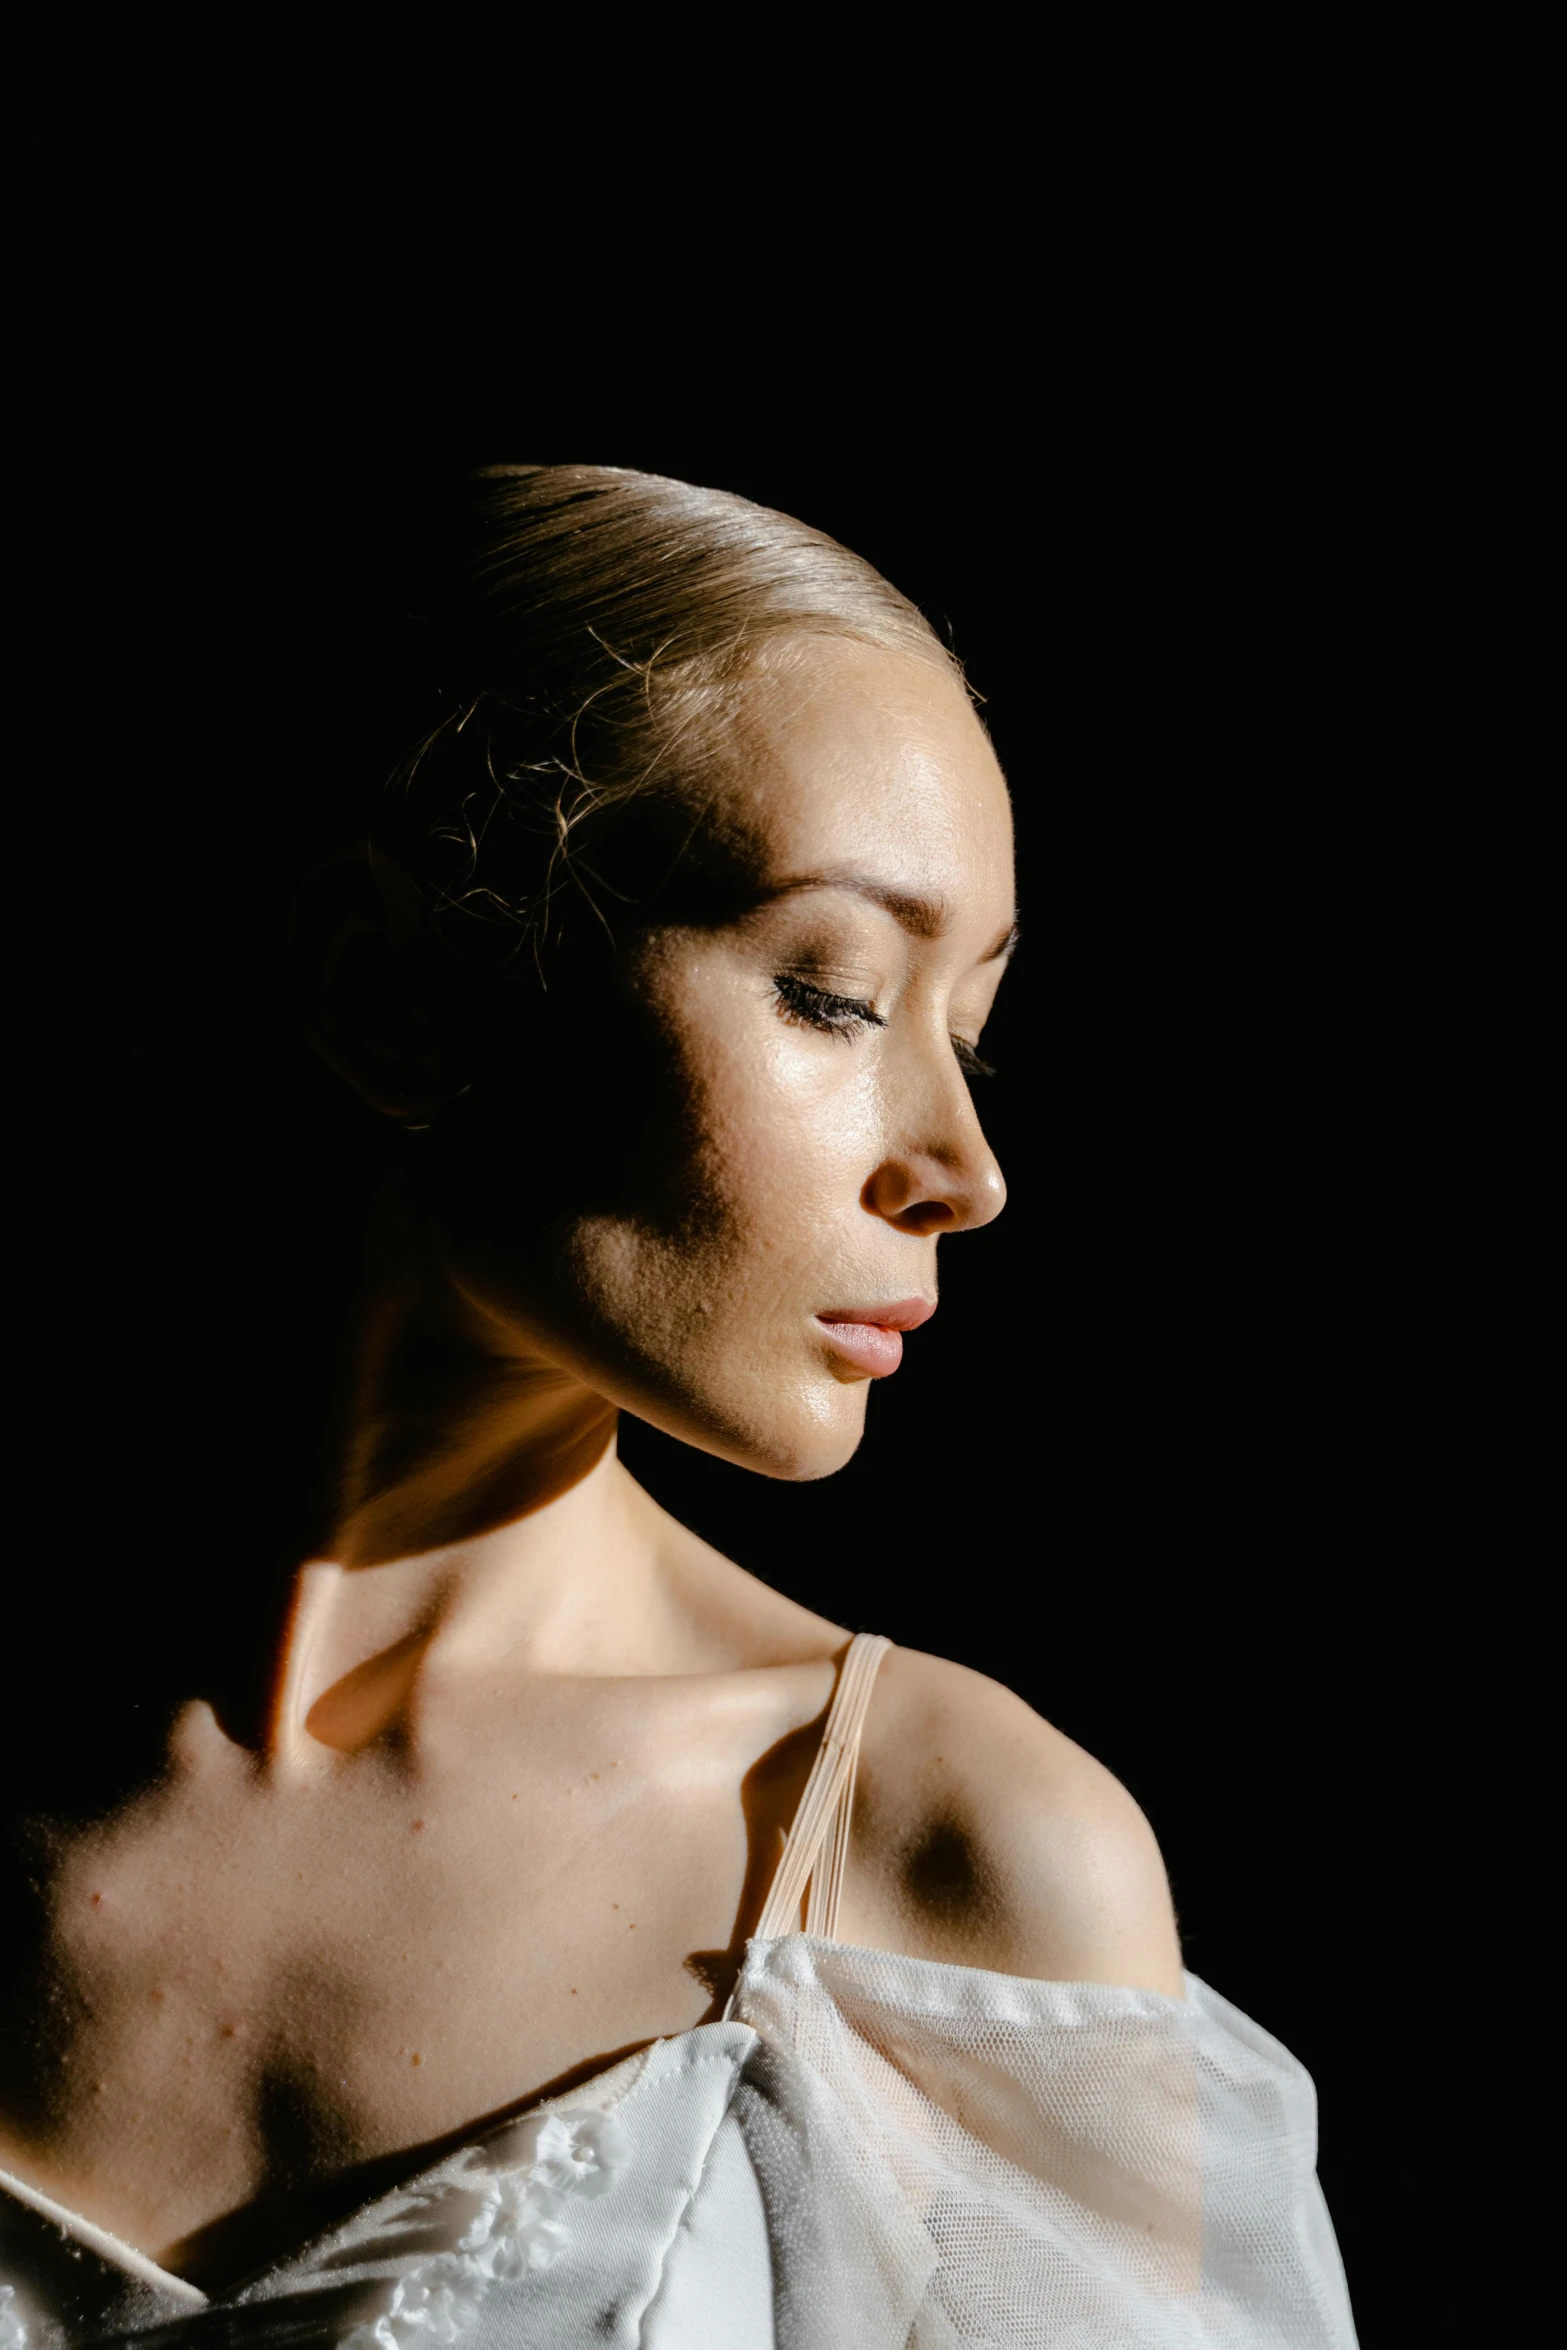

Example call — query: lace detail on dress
[0,2284,27,2350]
[339,2106,625,2347]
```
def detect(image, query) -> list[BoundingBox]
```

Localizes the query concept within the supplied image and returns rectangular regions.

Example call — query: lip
[814,1297,936,1378]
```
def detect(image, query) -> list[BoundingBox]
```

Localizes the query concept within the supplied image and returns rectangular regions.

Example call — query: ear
[298,852,471,1121]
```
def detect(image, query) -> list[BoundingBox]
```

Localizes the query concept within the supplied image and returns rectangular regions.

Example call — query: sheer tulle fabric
[730,1935,1355,2348]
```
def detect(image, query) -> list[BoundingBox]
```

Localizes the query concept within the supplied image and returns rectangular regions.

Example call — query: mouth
[814,1297,936,1378]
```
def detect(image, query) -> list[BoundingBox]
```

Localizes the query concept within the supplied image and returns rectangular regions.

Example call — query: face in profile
[419,639,1015,1481]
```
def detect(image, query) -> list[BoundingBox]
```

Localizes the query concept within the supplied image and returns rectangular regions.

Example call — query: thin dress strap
[753,1633,891,1944]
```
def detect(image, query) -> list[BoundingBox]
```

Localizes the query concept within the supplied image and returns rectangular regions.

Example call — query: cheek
[433,971,883,1469]
[658,1010,880,1257]
[560,1018,878,1399]
[534,945,875,1252]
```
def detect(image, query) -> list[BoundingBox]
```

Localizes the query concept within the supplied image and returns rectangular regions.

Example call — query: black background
[14,374,1478,2347]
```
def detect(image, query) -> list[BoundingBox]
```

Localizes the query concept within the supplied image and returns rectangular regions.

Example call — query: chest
[2,1714,771,2265]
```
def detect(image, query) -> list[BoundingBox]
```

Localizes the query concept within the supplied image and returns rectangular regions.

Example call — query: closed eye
[774,974,995,1075]
[772,973,886,1039]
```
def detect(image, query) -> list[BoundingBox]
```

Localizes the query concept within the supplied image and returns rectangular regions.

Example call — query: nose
[860,1073,1008,1240]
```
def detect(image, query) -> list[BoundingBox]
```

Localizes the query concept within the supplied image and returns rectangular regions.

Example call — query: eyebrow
[763,870,1019,962]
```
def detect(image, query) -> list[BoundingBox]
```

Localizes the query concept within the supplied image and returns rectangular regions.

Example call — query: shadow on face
[347,642,1017,1484]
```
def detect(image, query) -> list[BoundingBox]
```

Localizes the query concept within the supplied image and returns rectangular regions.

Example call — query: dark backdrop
[13,415,1470,2347]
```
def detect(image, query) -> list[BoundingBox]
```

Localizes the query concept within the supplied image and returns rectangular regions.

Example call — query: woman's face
[436,639,1015,1480]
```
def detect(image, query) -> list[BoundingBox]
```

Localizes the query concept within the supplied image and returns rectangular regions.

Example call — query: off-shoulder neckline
[0,1940,1199,2306]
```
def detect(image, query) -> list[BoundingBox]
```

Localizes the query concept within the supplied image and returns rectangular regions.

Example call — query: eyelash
[772,972,885,1039]
[772,974,996,1077]
[952,1037,996,1080]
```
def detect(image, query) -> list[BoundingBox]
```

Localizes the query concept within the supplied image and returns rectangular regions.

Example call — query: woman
[0,467,1356,2346]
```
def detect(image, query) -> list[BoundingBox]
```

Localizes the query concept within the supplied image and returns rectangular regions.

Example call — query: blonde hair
[377,464,955,966]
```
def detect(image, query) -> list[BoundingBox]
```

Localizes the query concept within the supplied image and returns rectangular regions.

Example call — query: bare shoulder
[843,1646,1185,1998]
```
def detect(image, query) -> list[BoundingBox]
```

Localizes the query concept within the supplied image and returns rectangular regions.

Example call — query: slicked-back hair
[375,465,955,970]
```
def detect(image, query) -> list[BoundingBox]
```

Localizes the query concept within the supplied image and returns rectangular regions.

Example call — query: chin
[760,1426,866,1483]
[752,1405,870,1483]
[634,1374,870,1485]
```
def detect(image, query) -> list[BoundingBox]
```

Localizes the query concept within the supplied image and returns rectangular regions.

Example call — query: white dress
[0,1640,1358,2348]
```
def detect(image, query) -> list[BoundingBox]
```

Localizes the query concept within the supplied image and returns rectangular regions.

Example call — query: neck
[269,1221,645,1750]
[332,1232,618,1572]
[7,1190,640,1812]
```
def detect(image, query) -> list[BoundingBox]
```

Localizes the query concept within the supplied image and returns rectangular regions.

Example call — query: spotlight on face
[420,639,1015,1481]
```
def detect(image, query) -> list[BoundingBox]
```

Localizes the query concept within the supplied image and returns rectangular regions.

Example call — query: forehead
[714,639,1014,926]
